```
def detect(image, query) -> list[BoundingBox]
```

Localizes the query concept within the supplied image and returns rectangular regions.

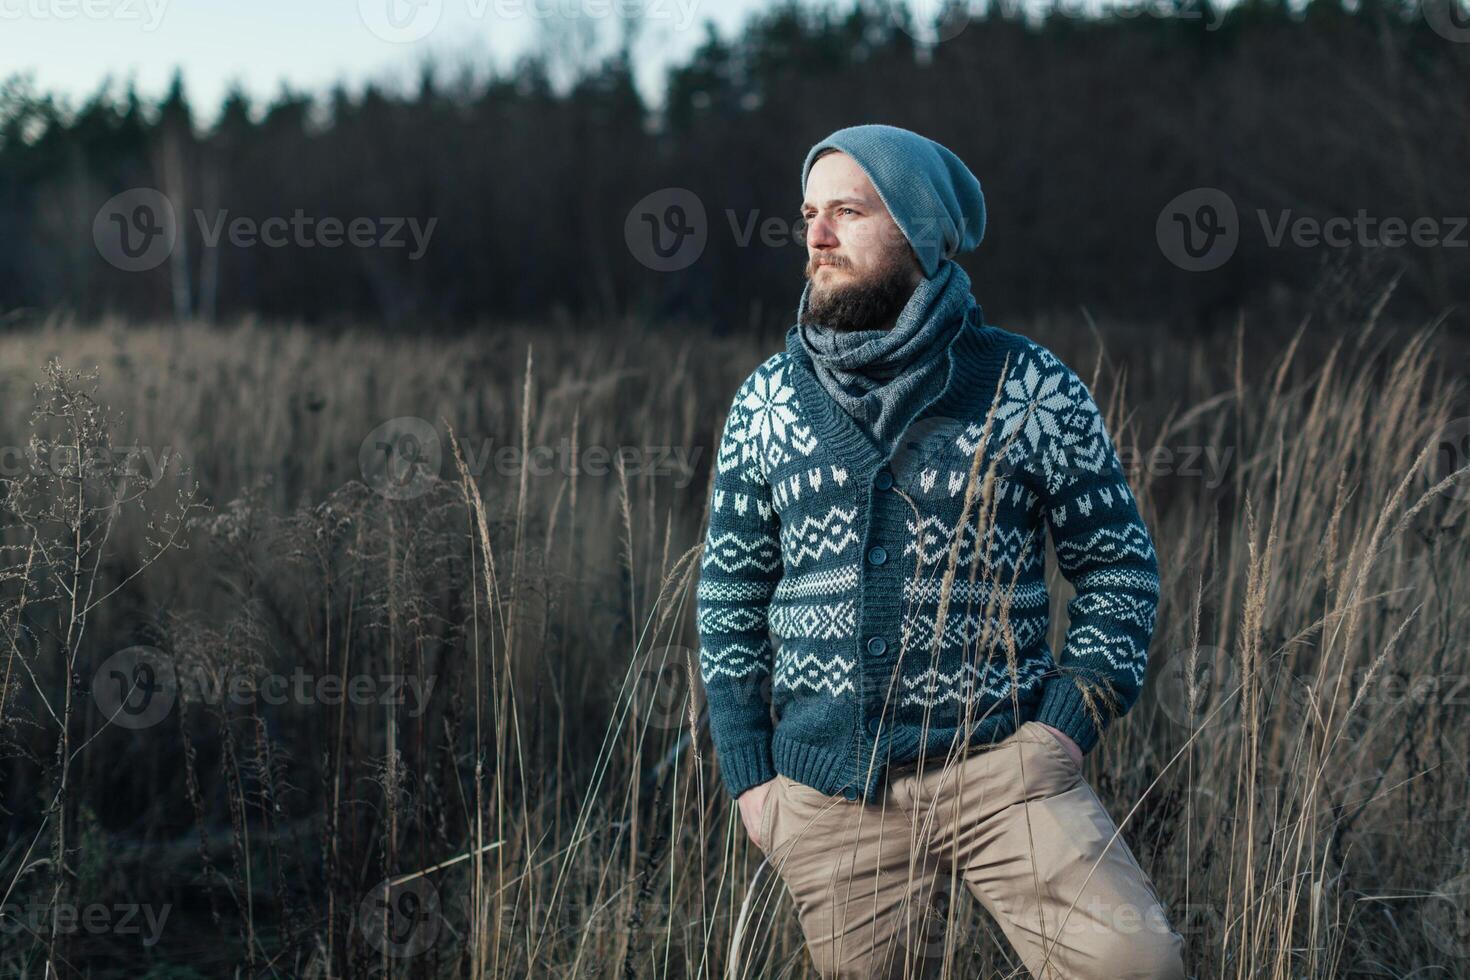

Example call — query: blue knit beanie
[801,124,986,279]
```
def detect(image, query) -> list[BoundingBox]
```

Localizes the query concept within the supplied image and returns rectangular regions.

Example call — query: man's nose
[806,215,838,249]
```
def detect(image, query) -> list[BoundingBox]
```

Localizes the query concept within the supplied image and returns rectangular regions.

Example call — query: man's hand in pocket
[737,779,776,848]
[1037,722,1085,769]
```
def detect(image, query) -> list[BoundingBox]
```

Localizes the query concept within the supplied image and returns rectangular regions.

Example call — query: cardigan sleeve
[1033,365,1161,754]
[695,368,784,798]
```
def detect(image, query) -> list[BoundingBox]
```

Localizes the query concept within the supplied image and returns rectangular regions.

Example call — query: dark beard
[800,258,915,333]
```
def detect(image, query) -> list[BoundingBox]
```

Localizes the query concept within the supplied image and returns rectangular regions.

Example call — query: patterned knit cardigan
[695,320,1161,802]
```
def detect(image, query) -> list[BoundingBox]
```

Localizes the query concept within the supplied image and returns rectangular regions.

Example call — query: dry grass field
[0,296,1466,978]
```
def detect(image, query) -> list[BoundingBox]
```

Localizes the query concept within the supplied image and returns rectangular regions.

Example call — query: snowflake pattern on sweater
[696,322,1161,802]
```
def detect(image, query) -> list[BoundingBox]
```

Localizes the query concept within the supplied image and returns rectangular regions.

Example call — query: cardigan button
[865,716,882,736]
[842,787,859,801]
[866,636,887,655]
[866,546,887,566]
[874,470,894,490]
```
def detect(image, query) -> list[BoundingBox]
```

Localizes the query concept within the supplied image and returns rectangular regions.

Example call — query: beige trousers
[755,721,1186,979]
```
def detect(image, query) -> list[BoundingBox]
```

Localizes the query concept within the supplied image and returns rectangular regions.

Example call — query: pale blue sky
[2,0,1165,124]
[0,0,818,123]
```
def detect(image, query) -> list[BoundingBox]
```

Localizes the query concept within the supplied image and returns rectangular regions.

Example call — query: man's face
[800,151,921,334]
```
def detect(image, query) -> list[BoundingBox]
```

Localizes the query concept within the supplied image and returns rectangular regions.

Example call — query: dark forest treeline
[1,0,1466,333]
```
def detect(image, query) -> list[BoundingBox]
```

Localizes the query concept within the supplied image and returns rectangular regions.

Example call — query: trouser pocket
[1026,719,1083,774]
[758,776,782,852]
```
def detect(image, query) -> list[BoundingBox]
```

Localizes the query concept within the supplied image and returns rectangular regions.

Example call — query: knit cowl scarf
[787,257,980,454]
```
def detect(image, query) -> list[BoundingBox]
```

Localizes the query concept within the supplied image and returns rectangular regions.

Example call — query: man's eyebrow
[800,197,868,211]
